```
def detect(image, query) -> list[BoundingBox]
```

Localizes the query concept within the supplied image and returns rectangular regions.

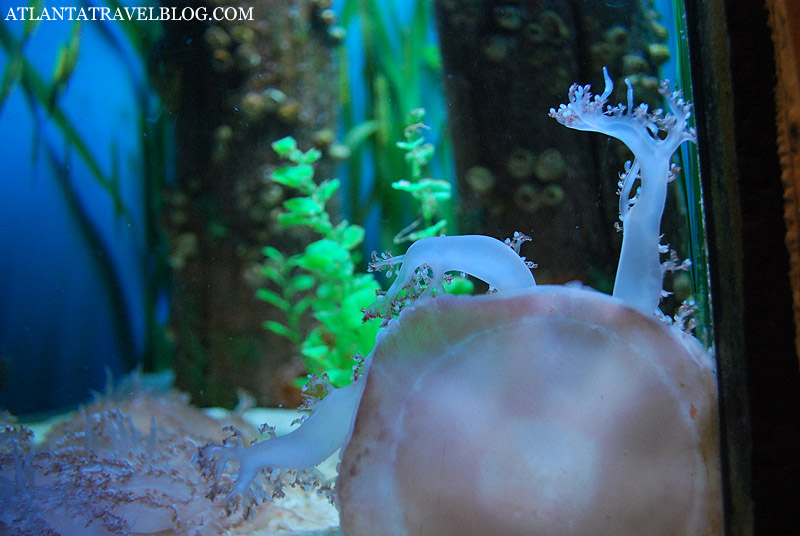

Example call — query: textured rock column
[161,0,341,407]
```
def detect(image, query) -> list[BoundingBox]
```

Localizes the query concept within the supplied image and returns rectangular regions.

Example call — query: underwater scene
[0,0,734,534]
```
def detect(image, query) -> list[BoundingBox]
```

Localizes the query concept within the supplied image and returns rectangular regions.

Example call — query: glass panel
[0,1,722,534]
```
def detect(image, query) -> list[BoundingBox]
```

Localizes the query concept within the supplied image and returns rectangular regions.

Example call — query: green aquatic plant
[391,108,452,243]
[669,0,710,344]
[337,0,455,247]
[258,136,382,388]
[385,108,473,296]
[261,108,471,387]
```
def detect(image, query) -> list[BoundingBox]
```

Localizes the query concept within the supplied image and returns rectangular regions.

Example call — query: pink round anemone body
[337,285,722,535]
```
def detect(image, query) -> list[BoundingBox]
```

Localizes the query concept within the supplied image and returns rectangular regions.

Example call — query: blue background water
[0,0,158,414]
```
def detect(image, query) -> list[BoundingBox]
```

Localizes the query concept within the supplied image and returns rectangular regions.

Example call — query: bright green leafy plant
[257,136,382,388]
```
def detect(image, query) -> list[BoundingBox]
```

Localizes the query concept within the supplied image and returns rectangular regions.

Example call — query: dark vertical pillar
[161,0,341,407]
[685,0,800,533]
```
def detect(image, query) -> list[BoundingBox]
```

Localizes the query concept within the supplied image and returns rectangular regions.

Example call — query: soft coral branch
[550,67,695,160]
[550,68,696,315]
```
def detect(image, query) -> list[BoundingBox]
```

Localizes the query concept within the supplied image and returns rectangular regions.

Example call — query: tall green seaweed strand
[671,0,712,346]
[391,108,451,243]
[337,0,456,248]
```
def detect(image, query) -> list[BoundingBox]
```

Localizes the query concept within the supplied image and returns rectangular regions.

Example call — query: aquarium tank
[2,0,799,535]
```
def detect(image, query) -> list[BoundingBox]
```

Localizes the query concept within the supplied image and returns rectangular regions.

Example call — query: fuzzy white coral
[0,388,337,535]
